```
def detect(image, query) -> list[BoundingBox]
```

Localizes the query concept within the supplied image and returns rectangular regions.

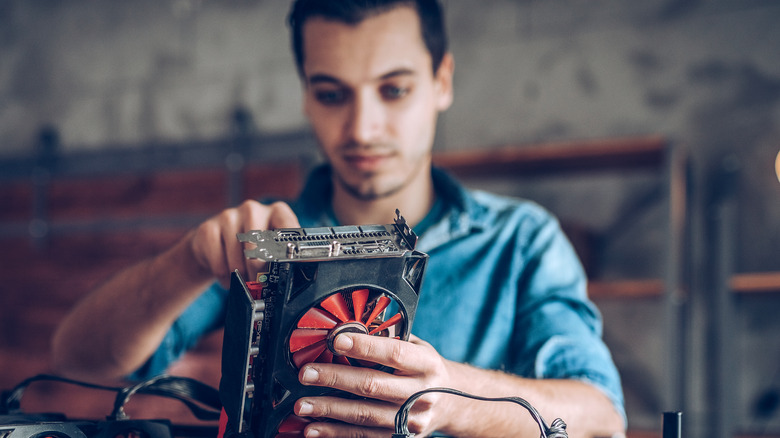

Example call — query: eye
[380,84,409,100]
[314,88,348,105]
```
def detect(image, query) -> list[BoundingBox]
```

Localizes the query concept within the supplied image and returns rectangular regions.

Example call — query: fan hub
[326,321,368,353]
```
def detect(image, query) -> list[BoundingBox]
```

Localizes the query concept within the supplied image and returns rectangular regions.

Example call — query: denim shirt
[133,165,625,422]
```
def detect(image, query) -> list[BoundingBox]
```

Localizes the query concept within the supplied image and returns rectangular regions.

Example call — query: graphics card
[219,211,428,438]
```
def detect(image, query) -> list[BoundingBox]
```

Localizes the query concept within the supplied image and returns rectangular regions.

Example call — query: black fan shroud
[222,252,427,438]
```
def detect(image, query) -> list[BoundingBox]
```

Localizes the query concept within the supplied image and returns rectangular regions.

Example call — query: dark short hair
[288,0,448,77]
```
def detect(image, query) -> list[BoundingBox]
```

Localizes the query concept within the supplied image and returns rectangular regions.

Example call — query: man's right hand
[51,199,299,382]
[189,200,301,288]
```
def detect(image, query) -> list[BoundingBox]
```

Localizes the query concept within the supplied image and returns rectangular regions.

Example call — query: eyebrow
[307,68,417,86]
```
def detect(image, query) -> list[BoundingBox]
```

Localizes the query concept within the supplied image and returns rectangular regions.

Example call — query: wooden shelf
[433,135,667,178]
[730,272,780,294]
[626,430,661,438]
[586,272,780,299]
[588,279,665,299]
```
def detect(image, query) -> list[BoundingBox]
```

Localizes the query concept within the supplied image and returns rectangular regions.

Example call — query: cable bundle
[1,373,221,422]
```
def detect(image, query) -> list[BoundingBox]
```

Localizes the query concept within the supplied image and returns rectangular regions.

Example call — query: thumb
[267,201,301,229]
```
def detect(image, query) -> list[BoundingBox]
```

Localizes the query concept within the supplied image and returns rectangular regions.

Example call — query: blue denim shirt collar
[291,164,490,252]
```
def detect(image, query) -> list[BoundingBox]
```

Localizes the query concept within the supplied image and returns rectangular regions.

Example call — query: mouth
[342,152,394,171]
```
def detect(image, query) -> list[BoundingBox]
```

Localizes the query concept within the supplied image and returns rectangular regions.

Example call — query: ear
[434,52,454,111]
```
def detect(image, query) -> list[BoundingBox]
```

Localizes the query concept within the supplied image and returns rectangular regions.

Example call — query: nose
[346,90,385,145]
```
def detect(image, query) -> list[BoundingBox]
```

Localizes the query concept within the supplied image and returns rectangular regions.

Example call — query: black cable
[109,374,221,421]
[1,374,123,414]
[1,373,221,422]
[392,387,568,438]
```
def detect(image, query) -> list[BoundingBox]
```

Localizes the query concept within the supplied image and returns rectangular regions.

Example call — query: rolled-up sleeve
[512,214,626,423]
[127,281,229,381]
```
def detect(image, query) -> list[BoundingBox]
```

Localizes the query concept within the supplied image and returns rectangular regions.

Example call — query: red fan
[275,415,312,438]
[289,288,405,369]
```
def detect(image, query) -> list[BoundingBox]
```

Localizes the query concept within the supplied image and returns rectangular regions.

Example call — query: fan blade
[320,293,352,322]
[355,359,380,368]
[368,312,403,335]
[333,354,351,366]
[297,307,340,329]
[292,340,327,368]
[351,289,369,323]
[317,348,334,364]
[278,415,311,432]
[365,296,392,324]
[289,329,328,352]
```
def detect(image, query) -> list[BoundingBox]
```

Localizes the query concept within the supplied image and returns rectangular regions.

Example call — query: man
[52,1,626,437]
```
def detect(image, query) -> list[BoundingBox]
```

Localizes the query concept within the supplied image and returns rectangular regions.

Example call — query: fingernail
[334,333,353,352]
[305,428,320,437]
[298,400,314,415]
[301,366,319,384]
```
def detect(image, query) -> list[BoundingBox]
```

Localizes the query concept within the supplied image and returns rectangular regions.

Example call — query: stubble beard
[333,169,407,201]
[332,141,406,201]
[328,139,431,202]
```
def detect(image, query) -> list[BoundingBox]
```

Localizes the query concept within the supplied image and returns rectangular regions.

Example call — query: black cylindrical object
[663,411,682,438]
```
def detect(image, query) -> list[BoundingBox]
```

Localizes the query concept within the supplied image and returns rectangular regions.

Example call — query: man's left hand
[293,333,453,437]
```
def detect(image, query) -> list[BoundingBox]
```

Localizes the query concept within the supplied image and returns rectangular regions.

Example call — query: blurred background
[1,1,779,438]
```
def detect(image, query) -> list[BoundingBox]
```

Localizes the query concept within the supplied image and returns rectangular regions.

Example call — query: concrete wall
[2,1,779,437]
[3,0,778,268]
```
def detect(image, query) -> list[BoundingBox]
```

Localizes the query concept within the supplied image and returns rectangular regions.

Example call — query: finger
[267,201,301,229]
[222,200,274,282]
[191,200,286,287]
[304,421,390,438]
[408,333,430,346]
[237,200,300,281]
[226,201,264,282]
[223,209,248,283]
[299,362,418,405]
[332,332,440,375]
[294,396,397,430]
[295,396,439,437]
[191,219,231,285]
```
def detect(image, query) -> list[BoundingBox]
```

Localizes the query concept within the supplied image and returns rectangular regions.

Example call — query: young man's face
[300,6,453,200]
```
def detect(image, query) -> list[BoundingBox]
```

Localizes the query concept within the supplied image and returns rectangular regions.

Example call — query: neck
[331,168,435,228]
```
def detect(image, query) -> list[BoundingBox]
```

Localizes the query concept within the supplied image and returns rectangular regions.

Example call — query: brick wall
[0,162,302,423]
